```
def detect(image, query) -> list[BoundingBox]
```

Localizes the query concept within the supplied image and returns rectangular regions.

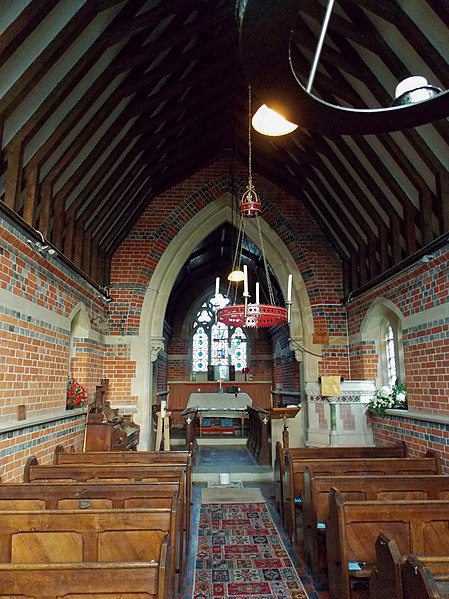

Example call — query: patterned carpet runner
[193,502,309,598]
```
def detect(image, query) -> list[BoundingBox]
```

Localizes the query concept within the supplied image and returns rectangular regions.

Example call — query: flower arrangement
[66,376,89,408]
[368,380,407,416]
[241,366,251,381]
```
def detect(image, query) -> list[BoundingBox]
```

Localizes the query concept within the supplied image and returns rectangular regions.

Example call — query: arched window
[192,296,247,379]
[361,298,405,389]
[384,322,397,386]
[379,311,404,388]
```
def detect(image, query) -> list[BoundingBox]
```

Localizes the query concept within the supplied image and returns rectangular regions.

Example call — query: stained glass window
[192,326,209,372]
[192,297,247,376]
[231,327,247,371]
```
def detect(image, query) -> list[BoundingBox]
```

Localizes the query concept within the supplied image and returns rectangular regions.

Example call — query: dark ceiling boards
[0,0,448,296]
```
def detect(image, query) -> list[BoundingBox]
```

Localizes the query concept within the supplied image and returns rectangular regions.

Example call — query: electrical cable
[288,337,323,358]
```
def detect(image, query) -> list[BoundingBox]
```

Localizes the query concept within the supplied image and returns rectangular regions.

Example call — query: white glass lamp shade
[394,76,428,98]
[252,104,298,136]
[228,269,245,282]
[392,75,441,107]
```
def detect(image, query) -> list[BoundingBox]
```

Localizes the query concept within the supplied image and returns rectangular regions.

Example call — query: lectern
[269,406,301,447]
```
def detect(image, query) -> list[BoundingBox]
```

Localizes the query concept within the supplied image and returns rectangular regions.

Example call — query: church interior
[0,1,448,598]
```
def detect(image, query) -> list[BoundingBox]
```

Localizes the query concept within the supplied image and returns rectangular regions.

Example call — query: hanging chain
[226,218,246,301]
[256,214,275,305]
[248,86,252,185]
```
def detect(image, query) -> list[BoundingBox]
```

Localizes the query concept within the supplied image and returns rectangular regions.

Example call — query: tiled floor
[181,444,331,599]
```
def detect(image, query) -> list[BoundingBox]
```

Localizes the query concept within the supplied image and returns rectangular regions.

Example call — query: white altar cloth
[187,393,252,436]
[187,392,252,418]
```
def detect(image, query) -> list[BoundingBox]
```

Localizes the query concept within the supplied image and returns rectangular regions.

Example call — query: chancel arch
[133,192,314,447]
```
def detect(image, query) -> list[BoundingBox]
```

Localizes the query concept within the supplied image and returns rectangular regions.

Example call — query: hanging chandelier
[214,87,292,329]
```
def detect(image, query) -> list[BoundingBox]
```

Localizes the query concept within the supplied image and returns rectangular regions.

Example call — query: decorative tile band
[0,416,85,458]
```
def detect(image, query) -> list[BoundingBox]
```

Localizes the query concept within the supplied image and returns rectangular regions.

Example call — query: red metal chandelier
[215,87,292,329]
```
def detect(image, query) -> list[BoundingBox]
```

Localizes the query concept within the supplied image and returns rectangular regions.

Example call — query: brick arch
[116,167,328,338]
[140,193,312,343]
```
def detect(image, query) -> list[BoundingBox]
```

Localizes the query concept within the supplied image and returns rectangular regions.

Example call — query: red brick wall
[0,225,110,480]
[346,248,449,469]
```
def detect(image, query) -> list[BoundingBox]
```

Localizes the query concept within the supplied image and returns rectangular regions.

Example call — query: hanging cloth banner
[321,376,341,397]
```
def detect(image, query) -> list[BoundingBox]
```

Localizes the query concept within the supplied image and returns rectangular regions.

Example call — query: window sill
[386,408,449,425]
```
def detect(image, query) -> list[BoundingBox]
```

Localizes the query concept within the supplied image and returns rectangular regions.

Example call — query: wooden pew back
[0,554,170,598]
[326,489,449,599]
[24,459,187,484]
[0,480,182,510]
[303,472,449,584]
[284,452,441,540]
[53,445,191,466]
[0,506,175,563]
[275,442,407,520]
[402,555,449,599]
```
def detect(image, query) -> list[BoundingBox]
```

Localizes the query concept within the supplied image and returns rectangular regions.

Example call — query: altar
[187,392,252,436]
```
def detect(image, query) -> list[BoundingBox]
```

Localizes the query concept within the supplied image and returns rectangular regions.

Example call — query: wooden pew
[402,555,449,599]
[0,506,177,598]
[0,555,171,598]
[0,479,182,509]
[24,456,192,542]
[0,479,184,580]
[370,533,449,599]
[303,471,449,585]
[283,451,441,542]
[53,445,192,466]
[52,447,193,534]
[275,442,407,523]
[326,488,449,599]
[370,533,404,599]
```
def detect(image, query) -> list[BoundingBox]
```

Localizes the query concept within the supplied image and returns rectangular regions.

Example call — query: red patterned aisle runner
[193,502,309,598]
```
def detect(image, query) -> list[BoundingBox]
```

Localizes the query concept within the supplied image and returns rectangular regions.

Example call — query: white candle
[287,274,292,302]
[243,265,248,295]
[255,281,260,304]
[215,276,220,296]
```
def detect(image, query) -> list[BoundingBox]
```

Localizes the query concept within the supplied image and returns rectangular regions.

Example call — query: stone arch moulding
[358,296,406,387]
[140,192,312,341]
[359,296,404,341]
[69,302,90,336]
[132,193,315,448]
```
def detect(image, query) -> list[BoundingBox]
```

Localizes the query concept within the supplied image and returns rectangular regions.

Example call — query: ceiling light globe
[394,76,428,98]
[252,104,298,136]
[228,269,245,282]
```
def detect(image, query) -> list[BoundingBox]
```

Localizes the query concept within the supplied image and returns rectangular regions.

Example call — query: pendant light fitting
[214,87,292,328]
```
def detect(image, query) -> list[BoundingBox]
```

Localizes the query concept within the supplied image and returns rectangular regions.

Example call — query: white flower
[369,382,407,416]
[395,391,406,404]
[378,385,392,399]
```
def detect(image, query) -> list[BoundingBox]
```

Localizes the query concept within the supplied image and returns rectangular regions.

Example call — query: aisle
[193,499,309,598]
[180,444,329,599]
